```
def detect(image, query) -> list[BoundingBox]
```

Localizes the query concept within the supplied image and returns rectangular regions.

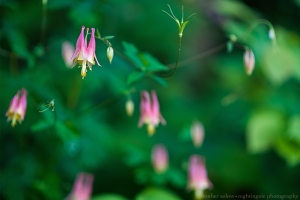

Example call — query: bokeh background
[1,0,300,199]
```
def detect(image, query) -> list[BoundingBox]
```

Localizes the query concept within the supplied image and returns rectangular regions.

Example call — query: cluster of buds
[190,121,205,148]
[138,90,166,136]
[188,155,212,199]
[152,144,168,174]
[66,173,94,200]
[71,26,101,79]
[6,88,27,127]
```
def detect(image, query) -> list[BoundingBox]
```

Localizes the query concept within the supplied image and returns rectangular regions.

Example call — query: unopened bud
[268,28,275,40]
[243,49,255,76]
[62,41,75,68]
[125,99,134,117]
[190,121,205,148]
[107,46,114,64]
[152,144,168,173]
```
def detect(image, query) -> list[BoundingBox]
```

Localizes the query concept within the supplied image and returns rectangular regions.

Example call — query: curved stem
[166,42,226,70]
[71,92,124,118]
[161,36,182,78]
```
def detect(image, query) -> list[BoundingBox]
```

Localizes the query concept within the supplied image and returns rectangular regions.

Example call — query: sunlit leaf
[246,109,285,153]
[92,194,128,200]
[135,187,182,200]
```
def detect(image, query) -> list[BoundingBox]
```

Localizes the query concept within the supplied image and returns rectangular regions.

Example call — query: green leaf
[275,138,300,167]
[55,122,78,142]
[227,41,233,53]
[96,28,101,38]
[122,41,168,72]
[31,120,50,132]
[142,53,168,72]
[122,41,144,69]
[150,75,168,87]
[92,194,128,200]
[127,70,146,85]
[135,187,182,200]
[246,109,285,154]
[5,25,35,68]
[287,115,300,143]
[103,36,115,40]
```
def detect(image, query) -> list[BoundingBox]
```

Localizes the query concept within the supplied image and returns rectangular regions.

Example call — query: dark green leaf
[127,70,146,85]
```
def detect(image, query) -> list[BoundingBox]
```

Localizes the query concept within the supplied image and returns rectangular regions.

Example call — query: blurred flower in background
[152,144,169,174]
[243,48,255,76]
[5,88,27,127]
[187,155,212,199]
[62,41,75,68]
[190,121,205,148]
[66,173,94,200]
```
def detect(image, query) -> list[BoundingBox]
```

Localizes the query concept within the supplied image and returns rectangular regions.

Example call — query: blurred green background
[1,0,300,199]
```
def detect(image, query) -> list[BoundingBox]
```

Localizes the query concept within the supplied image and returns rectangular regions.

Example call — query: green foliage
[136,187,182,200]
[1,0,300,199]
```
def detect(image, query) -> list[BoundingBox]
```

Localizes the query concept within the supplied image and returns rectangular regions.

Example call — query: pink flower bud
[62,41,75,68]
[152,144,168,173]
[188,155,212,199]
[67,173,94,200]
[6,88,27,127]
[243,49,255,76]
[190,121,205,148]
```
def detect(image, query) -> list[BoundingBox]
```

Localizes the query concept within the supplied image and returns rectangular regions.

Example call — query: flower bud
[269,28,275,40]
[107,46,114,64]
[152,144,168,174]
[62,41,75,68]
[125,99,134,117]
[243,49,255,76]
[190,121,205,148]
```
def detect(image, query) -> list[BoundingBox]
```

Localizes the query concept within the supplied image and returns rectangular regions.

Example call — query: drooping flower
[6,88,27,127]
[243,48,255,76]
[152,144,168,173]
[62,41,75,68]
[71,26,100,79]
[188,155,212,199]
[67,173,94,200]
[125,99,134,117]
[138,90,166,136]
[190,121,205,148]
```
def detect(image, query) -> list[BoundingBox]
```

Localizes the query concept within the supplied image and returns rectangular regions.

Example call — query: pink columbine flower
[62,41,75,68]
[138,90,166,136]
[243,48,255,76]
[67,173,94,200]
[188,155,212,199]
[190,121,205,148]
[152,144,168,173]
[6,88,27,127]
[71,26,100,79]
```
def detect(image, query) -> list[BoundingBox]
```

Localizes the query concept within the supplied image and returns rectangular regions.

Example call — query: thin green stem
[161,36,182,78]
[165,42,226,70]
[40,0,47,45]
[70,92,124,118]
